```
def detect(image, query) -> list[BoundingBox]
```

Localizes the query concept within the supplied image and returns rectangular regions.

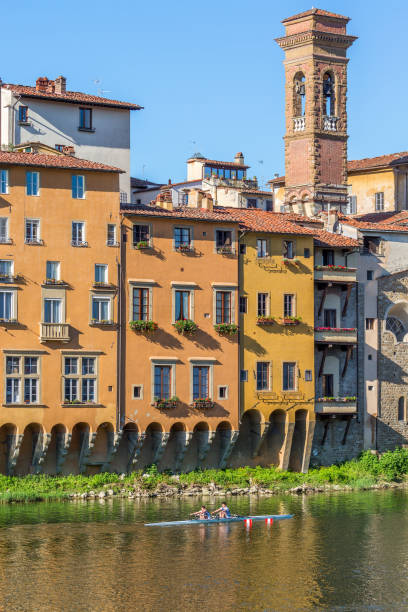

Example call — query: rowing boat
[145,514,293,526]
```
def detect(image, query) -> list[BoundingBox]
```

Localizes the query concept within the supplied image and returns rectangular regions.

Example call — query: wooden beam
[318,346,328,377]
[342,346,353,378]
[342,283,352,317]
[341,417,352,445]
[318,285,329,317]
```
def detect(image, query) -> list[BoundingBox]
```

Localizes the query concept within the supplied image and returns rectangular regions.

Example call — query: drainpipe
[116,216,124,433]
[10,94,21,146]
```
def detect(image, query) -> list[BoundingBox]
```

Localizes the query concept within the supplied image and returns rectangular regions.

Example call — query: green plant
[136,241,149,249]
[129,320,158,333]
[173,319,197,335]
[214,323,238,336]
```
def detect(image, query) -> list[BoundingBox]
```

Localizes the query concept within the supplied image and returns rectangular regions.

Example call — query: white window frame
[62,354,98,404]
[173,225,194,250]
[132,222,152,248]
[132,384,144,400]
[0,259,14,279]
[257,238,268,258]
[189,358,216,403]
[150,357,177,404]
[282,361,298,392]
[214,226,236,254]
[375,192,384,212]
[129,280,154,321]
[4,353,41,405]
[107,224,117,246]
[43,298,63,324]
[257,292,270,317]
[94,264,108,284]
[90,294,112,323]
[72,221,86,246]
[0,217,9,243]
[72,175,85,199]
[256,360,272,392]
[0,288,17,321]
[217,385,229,400]
[25,218,41,244]
[171,282,196,323]
[283,293,296,318]
[212,283,237,324]
[26,171,40,197]
[0,170,8,195]
[46,261,60,281]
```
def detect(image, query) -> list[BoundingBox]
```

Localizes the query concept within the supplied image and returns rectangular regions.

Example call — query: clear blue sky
[3,1,407,187]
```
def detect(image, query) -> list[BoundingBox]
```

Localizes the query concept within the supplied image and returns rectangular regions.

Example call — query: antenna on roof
[93,79,111,97]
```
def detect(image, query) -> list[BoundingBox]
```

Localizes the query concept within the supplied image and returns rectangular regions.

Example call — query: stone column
[152,432,170,464]
[174,432,193,472]
[56,432,72,474]
[198,431,215,463]
[7,433,24,476]
[301,419,316,473]
[102,431,123,472]
[252,421,270,458]
[280,421,295,471]
[127,432,146,472]
[32,433,51,474]
[79,431,97,473]
[219,430,239,469]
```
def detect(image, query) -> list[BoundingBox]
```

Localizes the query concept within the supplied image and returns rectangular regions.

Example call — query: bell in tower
[276,9,357,216]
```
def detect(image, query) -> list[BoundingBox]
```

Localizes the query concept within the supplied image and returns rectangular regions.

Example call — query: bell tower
[276,9,357,216]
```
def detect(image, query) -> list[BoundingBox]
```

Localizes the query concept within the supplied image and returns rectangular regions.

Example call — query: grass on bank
[1,448,408,503]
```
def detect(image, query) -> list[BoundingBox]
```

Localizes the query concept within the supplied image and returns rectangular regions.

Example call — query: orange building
[118,189,240,472]
[0,150,121,475]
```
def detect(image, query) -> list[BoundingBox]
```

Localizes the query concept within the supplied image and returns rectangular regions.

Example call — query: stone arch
[160,422,187,472]
[0,423,17,475]
[183,421,210,472]
[14,423,44,476]
[86,422,115,474]
[398,397,406,421]
[203,421,231,468]
[323,71,335,116]
[229,409,262,468]
[288,410,308,472]
[42,424,67,475]
[138,422,164,469]
[62,422,90,475]
[111,422,139,473]
[260,409,286,467]
[293,71,306,117]
[385,302,408,343]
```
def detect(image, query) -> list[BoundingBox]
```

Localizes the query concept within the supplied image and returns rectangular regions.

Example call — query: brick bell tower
[276,9,357,216]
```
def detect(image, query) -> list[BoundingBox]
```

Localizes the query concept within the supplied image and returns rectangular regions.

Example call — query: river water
[0,490,407,611]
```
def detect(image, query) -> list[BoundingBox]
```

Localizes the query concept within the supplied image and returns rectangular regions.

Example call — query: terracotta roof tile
[240,190,273,197]
[313,230,359,248]
[348,152,408,172]
[188,158,249,170]
[120,204,239,223]
[340,211,408,232]
[3,83,141,110]
[0,151,122,172]
[282,8,350,22]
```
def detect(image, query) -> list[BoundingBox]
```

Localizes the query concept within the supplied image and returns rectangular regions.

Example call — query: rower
[190,506,211,520]
[212,502,231,519]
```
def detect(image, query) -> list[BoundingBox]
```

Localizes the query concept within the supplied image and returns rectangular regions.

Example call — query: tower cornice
[276,30,357,51]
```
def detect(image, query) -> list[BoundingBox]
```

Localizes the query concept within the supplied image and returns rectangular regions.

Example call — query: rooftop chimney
[234,152,245,166]
[54,76,66,94]
[326,209,339,233]
[36,77,50,92]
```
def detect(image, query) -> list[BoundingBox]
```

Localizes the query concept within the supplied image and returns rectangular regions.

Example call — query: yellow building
[225,209,316,472]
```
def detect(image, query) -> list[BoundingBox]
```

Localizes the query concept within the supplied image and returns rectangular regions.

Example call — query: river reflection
[0,491,407,611]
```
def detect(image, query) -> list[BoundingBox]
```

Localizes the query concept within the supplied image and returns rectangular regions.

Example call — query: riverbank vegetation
[2,448,408,503]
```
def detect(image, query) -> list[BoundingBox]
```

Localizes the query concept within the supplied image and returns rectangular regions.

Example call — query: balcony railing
[314,327,357,343]
[315,397,357,415]
[293,116,305,131]
[0,237,12,245]
[25,238,44,246]
[71,240,88,248]
[40,323,70,342]
[0,274,16,283]
[323,116,338,131]
[314,266,357,283]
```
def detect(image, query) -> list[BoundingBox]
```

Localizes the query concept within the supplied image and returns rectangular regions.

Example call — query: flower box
[214,323,239,336]
[90,319,113,326]
[256,316,276,325]
[217,246,233,255]
[175,244,193,252]
[135,241,150,250]
[314,327,356,332]
[191,398,215,410]
[317,396,356,403]
[129,320,158,333]
[173,319,198,335]
[315,265,356,272]
[280,317,302,325]
[154,397,179,410]
[45,278,66,285]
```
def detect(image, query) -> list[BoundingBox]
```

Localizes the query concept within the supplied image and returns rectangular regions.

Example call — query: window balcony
[0,238,12,245]
[293,116,305,131]
[315,397,357,414]
[216,245,235,255]
[314,265,357,283]
[89,319,114,326]
[43,279,68,287]
[106,240,120,247]
[175,244,194,253]
[323,116,338,131]
[25,238,44,246]
[314,327,357,344]
[71,240,88,248]
[40,323,70,342]
[0,274,16,283]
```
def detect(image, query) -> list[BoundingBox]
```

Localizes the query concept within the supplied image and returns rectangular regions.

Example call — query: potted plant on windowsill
[135,241,149,250]
[129,320,158,333]
[214,323,239,336]
[282,258,292,265]
[256,316,276,325]
[154,396,179,410]
[173,319,198,335]
[175,244,192,252]
[217,245,233,255]
[191,397,215,410]
[280,316,302,325]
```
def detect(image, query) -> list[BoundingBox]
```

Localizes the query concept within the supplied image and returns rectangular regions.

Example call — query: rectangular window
[322,249,335,266]
[0,218,9,243]
[133,224,149,246]
[304,248,310,258]
[366,318,375,330]
[347,195,357,215]
[72,222,86,246]
[154,365,171,399]
[265,199,273,211]
[283,362,296,391]
[240,370,248,382]
[257,239,268,258]
[257,293,268,317]
[175,290,190,321]
[193,365,209,399]
[367,270,374,281]
[71,175,85,199]
[0,170,8,195]
[44,298,62,323]
[174,227,191,248]
[375,192,384,211]
[218,386,228,400]
[284,294,294,318]
[256,362,270,391]
[79,108,92,129]
[92,297,110,322]
[216,230,232,250]
[0,260,13,278]
[5,355,39,405]
[107,224,117,246]
[133,287,149,321]
[323,374,334,396]
[216,291,231,324]
[55,144,64,152]
[239,296,247,314]
[46,261,60,281]
[95,264,108,283]
[132,385,142,399]
[63,356,97,403]
[18,106,28,122]
[247,198,257,208]
[25,219,40,243]
[283,240,294,259]
[26,171,39,196]
[324,309,337,327]
[0,292,13,320]
[305,370,313,382]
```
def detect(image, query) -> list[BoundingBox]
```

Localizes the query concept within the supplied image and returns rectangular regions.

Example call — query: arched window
[323,73,335,116]
[293,73,306,117]
[398,397,405,421]
[386,317,406,342]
